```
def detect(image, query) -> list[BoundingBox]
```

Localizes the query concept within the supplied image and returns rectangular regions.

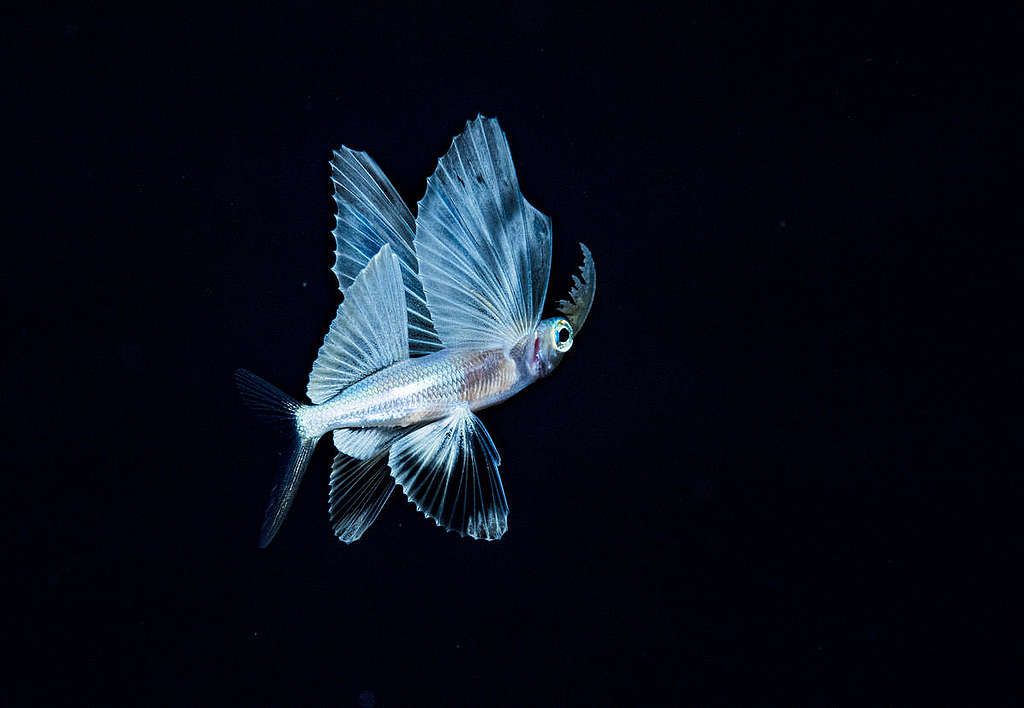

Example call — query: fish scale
[300,348,521,436]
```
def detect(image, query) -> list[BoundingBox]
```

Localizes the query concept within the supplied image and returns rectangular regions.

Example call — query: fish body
[236,116,596,546]
[298,346,527,436]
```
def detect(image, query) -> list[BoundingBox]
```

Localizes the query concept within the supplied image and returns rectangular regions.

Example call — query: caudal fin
[234,369,318,548]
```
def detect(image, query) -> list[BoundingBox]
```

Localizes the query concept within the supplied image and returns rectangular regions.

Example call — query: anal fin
[329,450,394,543]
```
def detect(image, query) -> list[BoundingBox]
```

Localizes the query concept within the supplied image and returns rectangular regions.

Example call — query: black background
[6,3,1020,705]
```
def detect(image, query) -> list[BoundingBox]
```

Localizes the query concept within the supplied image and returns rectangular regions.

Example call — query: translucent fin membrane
[388,407,508,540]
[329,451,394,543]
[258,437,318,548]
[234,368,300,425]
[234,369,319,548]
[330,148,442,356]
[414,115,552,350]
[307,244,409,404]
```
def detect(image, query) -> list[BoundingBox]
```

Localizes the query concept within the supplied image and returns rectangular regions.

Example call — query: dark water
[7,3,1018,705]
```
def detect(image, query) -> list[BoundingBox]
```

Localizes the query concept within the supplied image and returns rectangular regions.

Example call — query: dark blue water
[7,3,1018,705]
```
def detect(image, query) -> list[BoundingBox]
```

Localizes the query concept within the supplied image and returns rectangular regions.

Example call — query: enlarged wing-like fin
[332,427,403,460]
[330,148,443,356]
[388,407,508,540]
[307,244,408,404]
[414,115,552,350]
[329,451,394,543]
[556,242,597,335]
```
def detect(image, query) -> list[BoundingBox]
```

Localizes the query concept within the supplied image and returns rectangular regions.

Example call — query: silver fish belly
[298,348,525,437]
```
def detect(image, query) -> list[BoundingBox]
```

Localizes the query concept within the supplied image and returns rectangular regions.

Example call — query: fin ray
[330,148,443,356]
[234,369,318,548]
[388,407,508,540]
[307,244,409,404]
[414,116,552,350]
[329,451,394,543]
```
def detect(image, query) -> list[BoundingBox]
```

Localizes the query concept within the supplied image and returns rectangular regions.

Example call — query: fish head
[529,243,596,378]
[531,317,574,377]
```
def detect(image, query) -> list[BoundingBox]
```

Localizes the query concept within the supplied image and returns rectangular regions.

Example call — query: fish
[236,115,596,546]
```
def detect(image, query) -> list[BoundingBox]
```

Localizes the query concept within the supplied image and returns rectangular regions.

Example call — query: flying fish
[237,116,596,546]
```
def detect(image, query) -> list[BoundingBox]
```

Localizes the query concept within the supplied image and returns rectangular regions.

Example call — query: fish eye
[552,322,573,352]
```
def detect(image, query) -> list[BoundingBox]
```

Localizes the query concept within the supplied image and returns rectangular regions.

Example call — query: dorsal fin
[307,244,409,404]
[330,147,443,356]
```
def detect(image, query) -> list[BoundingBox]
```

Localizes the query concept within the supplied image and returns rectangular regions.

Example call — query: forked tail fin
[234,369,319,548]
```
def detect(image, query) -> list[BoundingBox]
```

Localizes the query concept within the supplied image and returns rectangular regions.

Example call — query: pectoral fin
[414,115,552,351]
[388,407,508,540]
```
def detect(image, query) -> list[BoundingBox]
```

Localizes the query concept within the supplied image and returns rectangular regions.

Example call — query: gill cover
[556,243,597,335]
